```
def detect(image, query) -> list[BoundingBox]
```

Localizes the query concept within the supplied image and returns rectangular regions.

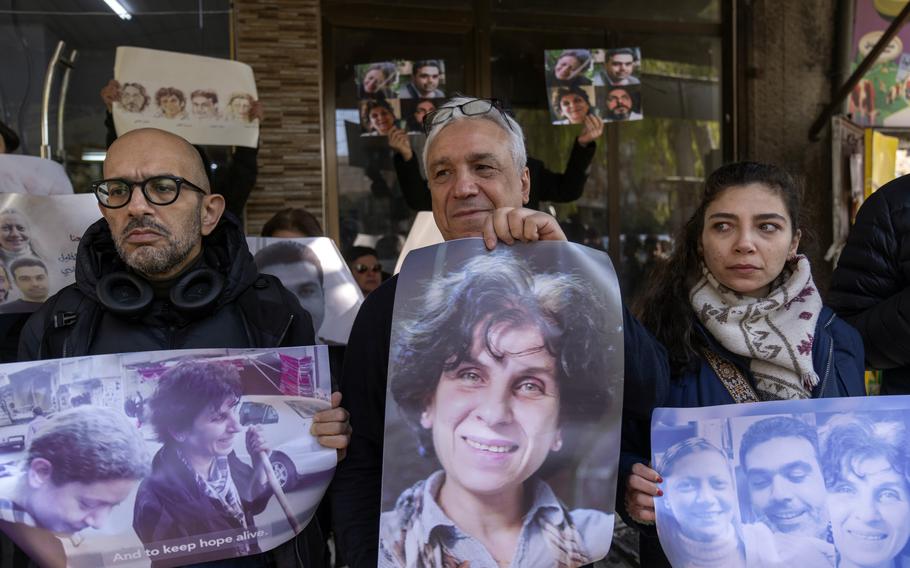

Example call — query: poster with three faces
[653,396,910,568]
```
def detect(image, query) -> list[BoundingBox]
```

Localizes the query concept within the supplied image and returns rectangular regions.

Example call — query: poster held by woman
[651,396,910,568]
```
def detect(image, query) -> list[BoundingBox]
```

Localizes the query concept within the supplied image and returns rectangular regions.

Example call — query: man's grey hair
[422,96,527,175]
[27,405,150,486]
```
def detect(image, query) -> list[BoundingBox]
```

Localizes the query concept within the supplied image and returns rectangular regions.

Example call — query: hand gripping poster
[0,345,336,568]
[246,236,364,345]
[113,47,260,148]
[0,193,99,314]
[651,396,910,568]
[379,238,624,567]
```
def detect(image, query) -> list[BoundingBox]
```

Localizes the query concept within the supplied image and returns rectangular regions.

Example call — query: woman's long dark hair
[632,161,803,374]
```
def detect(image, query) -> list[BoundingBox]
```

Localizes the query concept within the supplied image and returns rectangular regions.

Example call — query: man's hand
[577,114,604,146]
[625,462,662,524]
[482,207,567,250]
[100,79,121,112]
[387,127,413,160]
[312,391,351,461]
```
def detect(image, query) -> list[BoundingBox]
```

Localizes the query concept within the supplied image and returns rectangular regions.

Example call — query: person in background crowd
[343,246,382,296]
[12,128,350,568]
[0,121,20,154]
[101,79,261,219]
[398,60,445,99]
[261,207,324,238]
[619,161,866,567]
[387,101,603,212]
[23,407,46,448]
[829,173,910,395]
[332,96,668,568]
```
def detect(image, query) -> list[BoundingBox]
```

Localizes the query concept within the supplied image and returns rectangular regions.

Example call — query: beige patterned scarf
[689,255,822,400]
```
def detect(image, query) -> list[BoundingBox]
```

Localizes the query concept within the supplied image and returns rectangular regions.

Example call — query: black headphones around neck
[96,268,225,317]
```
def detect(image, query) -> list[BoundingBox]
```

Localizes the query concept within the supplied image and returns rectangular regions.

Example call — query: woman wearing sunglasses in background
[344,246,384,297]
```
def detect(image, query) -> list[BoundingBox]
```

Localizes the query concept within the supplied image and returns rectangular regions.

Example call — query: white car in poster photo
[235,395,337,491]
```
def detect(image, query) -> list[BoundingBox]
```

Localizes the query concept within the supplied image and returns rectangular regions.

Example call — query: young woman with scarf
[617,161,867,566]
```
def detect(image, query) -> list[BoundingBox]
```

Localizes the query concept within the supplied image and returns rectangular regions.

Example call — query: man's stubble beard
[114,201,202,276]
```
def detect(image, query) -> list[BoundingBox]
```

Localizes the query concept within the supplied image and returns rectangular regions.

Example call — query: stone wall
[233,0,323,234]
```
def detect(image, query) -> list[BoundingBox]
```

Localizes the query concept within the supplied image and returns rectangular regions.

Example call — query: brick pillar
[233,0,324,234]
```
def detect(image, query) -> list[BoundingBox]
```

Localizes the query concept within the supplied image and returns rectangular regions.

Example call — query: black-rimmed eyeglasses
[422,98,514,135]
[91,176,208,209]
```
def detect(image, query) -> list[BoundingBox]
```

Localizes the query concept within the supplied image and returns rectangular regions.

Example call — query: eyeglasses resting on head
[422,98,514,135]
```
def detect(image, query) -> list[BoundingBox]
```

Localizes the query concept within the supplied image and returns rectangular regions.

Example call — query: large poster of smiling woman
[113,47,260,148]
[652,396,910,568]
[379,239,624,567]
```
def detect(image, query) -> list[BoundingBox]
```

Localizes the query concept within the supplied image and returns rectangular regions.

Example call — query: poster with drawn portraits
[652,396,910,568]
[379,239,624,567]
[0,346,335,568]
[0,193,99,314]
[545,48,643,125]
[245,237,363,345]
[355,60,446,136]
[113,47,259,148]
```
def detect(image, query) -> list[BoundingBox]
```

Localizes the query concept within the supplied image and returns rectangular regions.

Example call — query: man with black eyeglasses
[10,128,351,568]
[333,97,667,568]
